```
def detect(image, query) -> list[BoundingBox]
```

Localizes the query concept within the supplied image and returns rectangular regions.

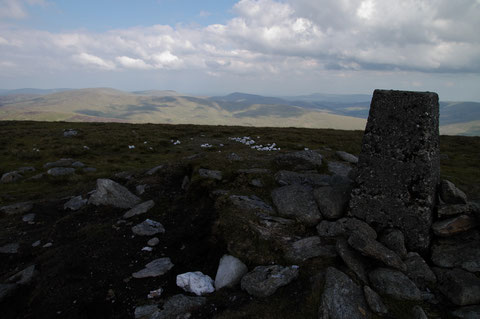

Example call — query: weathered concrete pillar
[349,89,440,252]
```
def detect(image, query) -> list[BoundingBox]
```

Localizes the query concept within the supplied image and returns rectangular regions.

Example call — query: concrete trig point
[349,89,440,252]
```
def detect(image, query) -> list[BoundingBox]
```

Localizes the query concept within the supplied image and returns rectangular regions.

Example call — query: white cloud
[116,56,151,70]
[0,0,48,19]
[73,53,115,70]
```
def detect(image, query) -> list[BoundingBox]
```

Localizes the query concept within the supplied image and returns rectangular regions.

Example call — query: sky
[0,0,479,100]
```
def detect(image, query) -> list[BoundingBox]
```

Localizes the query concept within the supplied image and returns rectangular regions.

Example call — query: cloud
[116,56,151,70]
[73,53,115,70]
[0,0,48,19]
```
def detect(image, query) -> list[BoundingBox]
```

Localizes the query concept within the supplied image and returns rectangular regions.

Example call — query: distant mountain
[0,88,478,135]
[0,88,72,95]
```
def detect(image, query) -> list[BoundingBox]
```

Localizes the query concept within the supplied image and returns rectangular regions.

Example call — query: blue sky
[1,0,479,100]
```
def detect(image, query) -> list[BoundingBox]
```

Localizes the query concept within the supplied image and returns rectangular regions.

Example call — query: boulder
[63,129,78,137]
[348,232,406,271]
[271,185,321,226]
[284,236,336,263]
[363,285,388,315]
[317,217,377,239]
[0,243,20,254]
[176,272,215,296]
[1,171,22,183]
[151,294,206,319]
[379,229,408,259]
[369,268,422,301]
[440,180,467,204]
[17,166,35,173]
[134,305,159,319]
[0,202,33,216]
[313,183,352,220]
[123,200,155,219]
[198,168,222,181]
[336,238,369,284]
[132,258,174,279]
[249,179,263,187]
[64,196,87,211]
[88,179,141,208]
[274,170,330,187]
[147,237,160,247]
[47,167,75,176]
[431,230,480,272]
[318,267,370,319]
[437,204,471,218]
[432,214,478,237]
[404,252,437,288]
[273,150,323,171]
[44,158,75,168]
[411,305,428,319]
[145,165,163,176]
[71,161,85,168]
[336,151,359,164]
[450,305,480,319]
[214,255,248,290]
[132,219,165,236]
[241,265,299,298]
[8,265,36,285]
[327,161,352,177]
[434,267,480,306]
[349,90,440,252]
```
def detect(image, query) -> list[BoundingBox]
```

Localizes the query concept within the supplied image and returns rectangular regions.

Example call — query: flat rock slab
[271,184,321,226]
[241,265,299,298]
[0,243,20,254]
[150,294,206,319]
[273,150,323,171]
[431,230,480,272]
[0,202,33,215]
[364,285,388,315]
[336,151,359,164]
[319,267,370,319]
[349,90,440,252]
[64,196,87,211]
[369,268,422,301]
[47,167,75,176]
[88,178,141,209]
[176,272,214,296]
[434,267,480,306]
[198,168,222,180]
[317,217,377,239]
[284,236,336,263]
[336,238,369,284]
[44,158,74,168]
[228,195,274,214]
[123,200,155,219]
[432,214,478,237]
[274,170,330,187]
[132,258,173,278]
[132,219,165,236]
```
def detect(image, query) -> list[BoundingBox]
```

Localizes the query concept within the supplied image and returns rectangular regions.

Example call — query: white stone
[176,272,215,296]
[214,255,248,290]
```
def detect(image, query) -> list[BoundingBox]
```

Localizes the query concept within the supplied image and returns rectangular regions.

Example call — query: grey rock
[47,167,75,176]
[22,213,35,223]
[336,238,369,284]
[0,243,19,254]
[71,161,85,168]
[198,168,222,180]
[0,202,33,215]
[43,242,53,248]
[8,265,36,285]
[379,229,408,259]
[440,180,467,204]
[349,90,440,252]
[134,304,159,319]
[327,161,352,177]
[434,267,480,306]
[336,151,359,164]
[437,204,471,218]
[0,284,17,302]
[132,258,174,278]
[271,184,321,226]
[176,272,215,296]
[274,170,330,187]
[238,168,271,174]
[273,150,323,171]
[136,184,147,195]
[151,294,206,319]
[364,285,388,315]
[284,236,336,263]
[181,176,189,190]
[32,240,41,247]
[82,167,97,173]
[241,265,299,297]
[227,152,242,161]
[411,305,428,319]
[147,237,160,247]
[123,200,155,219]
[229,195,274,214]
[64,196,87,211]
[132,219,165,236]
[313,183,352,220]
[63,129,78,137]
[319,267,370,319]
[369,268,422,301]
[88,178,141,208]
[431,230,480,272]
[1,171,22,183]
[317,217,377,239]
[432,214,478,237]
[44,158,74,168]
[18,166,35,173]
[348,232,406,271]
[404,252,437,288]
[250,178,263,187]
[450,305,480,319]
[215,255,248,290]
[145,165,163,176]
